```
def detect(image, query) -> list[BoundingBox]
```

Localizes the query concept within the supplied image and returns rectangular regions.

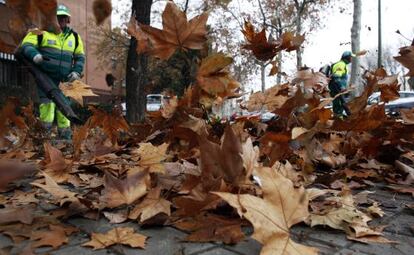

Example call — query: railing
[0,52,31,89]
[0,51,35,104]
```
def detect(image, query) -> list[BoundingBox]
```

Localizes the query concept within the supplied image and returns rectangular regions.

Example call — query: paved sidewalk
[0,187,413,255]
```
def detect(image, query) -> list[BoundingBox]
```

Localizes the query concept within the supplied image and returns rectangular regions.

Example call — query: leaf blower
[15,51,83,125]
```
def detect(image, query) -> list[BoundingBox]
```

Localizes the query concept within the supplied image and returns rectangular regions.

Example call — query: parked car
[146,94,164,112]
[231,110,278,123]
[121,94,169,115]
[368,91,414,114]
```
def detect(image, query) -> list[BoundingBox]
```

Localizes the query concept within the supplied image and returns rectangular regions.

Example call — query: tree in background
[207,0,331,92]
[292,0,331,69]
[94,27,129,88]
[363,47,409,89]
[126,0,153,123]
[350,0,362,93]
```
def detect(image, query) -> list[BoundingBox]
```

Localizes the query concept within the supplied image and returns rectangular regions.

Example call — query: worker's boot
[58,127,72,141]
[41,122,53,140]
[334,114,346,120]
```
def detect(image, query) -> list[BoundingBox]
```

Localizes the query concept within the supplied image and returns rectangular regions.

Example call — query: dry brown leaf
[132,143,169,173]
[103,210,128,224]
[387,185,414,196]
[332,105,387,132]
[199,125,245,186]
[9,190,39,205]
[161,96,178,119]
[355,50,368,56]
[272,161,303,186]
[400,108,414,124]
[92,0,112,25]
[0,159,36,191]
[214,167,318,255]
[394,46,414,76]
[174,213,245,244]
[395,160,414,185]
[60,81,97,106]
[347,235,397,244]
[247,84,290,112]
[241,21,277,61]
[6,0,60,45]
[0,205,34,225]
[127,15,150,53]
[99,170,150,208]
[42,143,72,183]
[88,106,129,145]
[0,223,33,243]
[241,137,260,180]
[379,76,400,103]
[269,61,278,76]
[31,172,78,205]
[278,32,305,52]
[31,224,77,249]
[367,202,385,218]
[292,70,329,92]
[274,88,307,118]
[306,188,386,241]
[196,53,240,99]
[73,123,90,160]
[0,99,28,148]
[179,115,208,136]
[138,2,209,60]
[82,227,147,250]
[128,187,171,223]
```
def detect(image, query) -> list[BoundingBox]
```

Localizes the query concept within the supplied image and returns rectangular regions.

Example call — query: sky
[111,0,414,91]
[304,0,414,70]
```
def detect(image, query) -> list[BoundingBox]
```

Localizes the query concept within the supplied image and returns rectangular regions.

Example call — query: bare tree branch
[184,0,190,13]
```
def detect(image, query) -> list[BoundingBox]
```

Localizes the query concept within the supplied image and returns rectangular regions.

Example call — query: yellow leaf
[132,143,169,173]
[83,227,146,250]
[60,80,97,106]
[128,187,171,223]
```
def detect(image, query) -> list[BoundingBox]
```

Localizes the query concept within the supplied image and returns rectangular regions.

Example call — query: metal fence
[0,51,35,104]
[0,52,32,88]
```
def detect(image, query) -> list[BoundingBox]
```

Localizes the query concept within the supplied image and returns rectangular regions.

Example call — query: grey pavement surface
[0,187,413,255]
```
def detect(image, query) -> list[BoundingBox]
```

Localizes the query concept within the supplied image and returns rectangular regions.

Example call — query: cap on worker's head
[57,4,71,17]
[341,51,356,59]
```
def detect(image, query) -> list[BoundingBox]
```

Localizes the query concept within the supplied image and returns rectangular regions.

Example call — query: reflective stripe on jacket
[20,28,85,82]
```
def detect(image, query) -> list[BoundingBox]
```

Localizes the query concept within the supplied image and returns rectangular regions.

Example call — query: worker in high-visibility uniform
[19,4,85,140]
[329,51,354,119]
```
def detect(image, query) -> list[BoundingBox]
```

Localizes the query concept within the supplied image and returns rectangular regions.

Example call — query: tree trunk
[126,0,152,123]
[276,52,282,84]
[260,63,266,92]
[377,0,382,68]
[296,15,303,70]
[350,0,362,92]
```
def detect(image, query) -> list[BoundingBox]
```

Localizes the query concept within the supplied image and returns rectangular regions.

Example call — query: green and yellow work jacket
[20,27,85,83]
[330,60,349,90]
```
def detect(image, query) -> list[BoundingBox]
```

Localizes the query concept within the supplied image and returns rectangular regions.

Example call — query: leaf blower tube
[15,51,82,125]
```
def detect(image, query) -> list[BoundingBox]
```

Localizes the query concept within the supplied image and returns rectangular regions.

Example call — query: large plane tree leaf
[214,167,318,255]
[83,227,147,250]
[138,2,209,60]
[394,46,414,76]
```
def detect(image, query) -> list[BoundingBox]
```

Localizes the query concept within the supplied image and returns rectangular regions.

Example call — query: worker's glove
[67,72,80,82]
[33,54,43,64]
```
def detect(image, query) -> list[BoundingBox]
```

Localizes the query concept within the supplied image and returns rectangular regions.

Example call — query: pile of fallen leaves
[1,2,414,255]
